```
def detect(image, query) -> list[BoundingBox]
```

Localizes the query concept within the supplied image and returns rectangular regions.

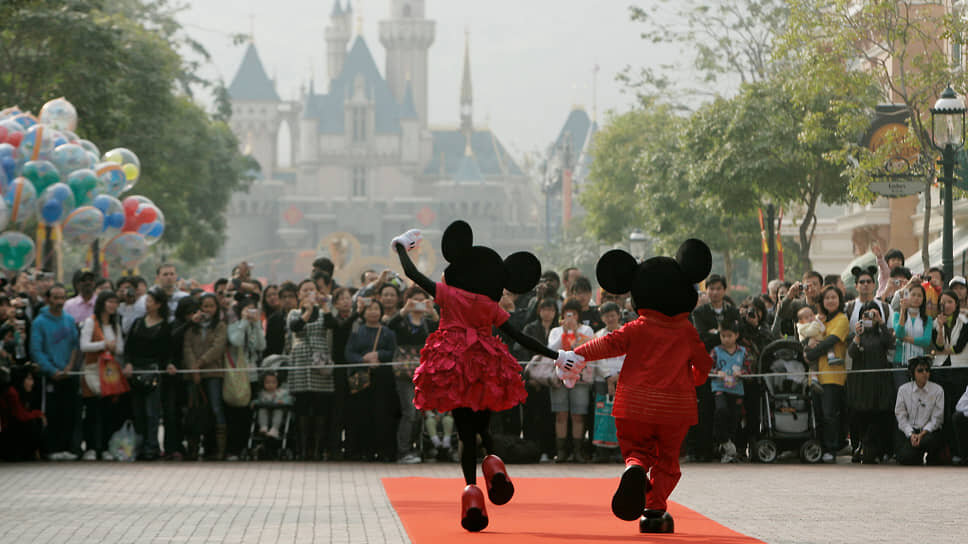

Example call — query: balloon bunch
[0,98,163,272]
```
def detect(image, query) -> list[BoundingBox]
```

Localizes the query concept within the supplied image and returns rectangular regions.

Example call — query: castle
[220,0,542,284]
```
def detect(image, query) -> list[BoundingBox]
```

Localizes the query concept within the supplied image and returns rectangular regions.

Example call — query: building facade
[221,0,541,284]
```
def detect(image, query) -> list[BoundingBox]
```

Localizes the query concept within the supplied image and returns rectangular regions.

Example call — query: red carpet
[383,477,764,543]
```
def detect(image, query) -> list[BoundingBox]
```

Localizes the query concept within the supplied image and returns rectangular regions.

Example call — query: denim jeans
[203,378,226,425]
[132,387,162,456]
[821,384,846,453]
[395,378,417,455]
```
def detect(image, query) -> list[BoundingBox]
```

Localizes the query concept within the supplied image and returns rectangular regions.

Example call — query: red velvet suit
[576,308,712,510]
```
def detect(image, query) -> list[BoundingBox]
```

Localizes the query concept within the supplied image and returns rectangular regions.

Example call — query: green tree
[0,0,254,264]
[782,0,968,272]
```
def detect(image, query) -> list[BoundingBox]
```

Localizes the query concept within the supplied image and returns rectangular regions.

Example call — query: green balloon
[22,160,62,194]
[67,169,98,206]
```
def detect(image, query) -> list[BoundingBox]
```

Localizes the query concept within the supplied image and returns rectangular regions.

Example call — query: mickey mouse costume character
[567,239,713,534]
[391,221,579,532]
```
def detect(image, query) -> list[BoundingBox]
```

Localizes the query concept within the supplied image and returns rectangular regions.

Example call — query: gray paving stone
[0,460,966,543]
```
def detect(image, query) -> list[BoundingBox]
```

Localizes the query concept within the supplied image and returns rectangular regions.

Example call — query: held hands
[554,349,586,388]
[391,229,423,252]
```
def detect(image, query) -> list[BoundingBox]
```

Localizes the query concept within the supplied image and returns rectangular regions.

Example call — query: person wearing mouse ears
[391,220,580,533]
[567,239,714,534]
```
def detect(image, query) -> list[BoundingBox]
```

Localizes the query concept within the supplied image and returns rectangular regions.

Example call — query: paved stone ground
[1,458,966,543]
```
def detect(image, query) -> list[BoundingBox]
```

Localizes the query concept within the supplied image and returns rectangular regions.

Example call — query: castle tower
[228,41,282,180]
[460,31,473,145]
[379,0,435,126]
[325,0,352,81]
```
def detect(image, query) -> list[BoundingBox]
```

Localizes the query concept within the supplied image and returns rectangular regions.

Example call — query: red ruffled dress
[413,282,528,412]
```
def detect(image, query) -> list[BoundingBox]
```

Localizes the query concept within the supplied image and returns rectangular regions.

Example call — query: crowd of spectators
[2,243,968,468]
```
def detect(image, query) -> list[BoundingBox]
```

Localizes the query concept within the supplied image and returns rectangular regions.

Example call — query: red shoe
[481,454,515,505]
[461,485,488,532]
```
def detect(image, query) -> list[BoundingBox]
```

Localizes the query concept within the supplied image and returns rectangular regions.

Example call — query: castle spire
[460,29,473,139]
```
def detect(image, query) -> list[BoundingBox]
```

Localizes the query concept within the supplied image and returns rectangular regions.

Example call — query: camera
[413,301,427,311]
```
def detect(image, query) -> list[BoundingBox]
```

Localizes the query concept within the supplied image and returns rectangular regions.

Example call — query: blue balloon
[105,213,125,229]
[41,200,62,223]
[1,157,14,181]
[140,222,164,238]
[92,195,111,213]
[51,184,72,201]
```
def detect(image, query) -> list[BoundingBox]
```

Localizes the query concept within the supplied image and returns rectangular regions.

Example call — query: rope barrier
[52,360,962,378]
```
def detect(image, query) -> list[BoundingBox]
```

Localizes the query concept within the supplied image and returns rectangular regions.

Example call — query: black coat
[692,303,741,351]
[846,325,895,412]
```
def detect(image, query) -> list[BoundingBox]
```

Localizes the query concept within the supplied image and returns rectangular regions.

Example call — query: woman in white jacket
[225,295,267,460]
[79,291,125,461]
[547,298,595,463]
[932,289,968,459]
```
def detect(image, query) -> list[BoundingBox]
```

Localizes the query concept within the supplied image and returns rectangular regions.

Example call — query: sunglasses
[915,367,931,373]
[857,279,874,284]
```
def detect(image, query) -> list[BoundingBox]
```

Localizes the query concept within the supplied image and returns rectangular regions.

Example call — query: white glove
[555,350,585,388]
[391,229,423,252]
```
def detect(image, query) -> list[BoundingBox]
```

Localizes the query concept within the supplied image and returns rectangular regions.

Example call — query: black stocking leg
[473,410,493,454]
[454,408,478,485]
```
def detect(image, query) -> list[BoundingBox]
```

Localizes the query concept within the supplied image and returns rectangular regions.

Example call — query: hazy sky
[177,0,681,156]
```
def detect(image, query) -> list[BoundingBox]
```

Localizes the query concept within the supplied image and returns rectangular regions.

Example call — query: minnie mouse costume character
[568,239,713,534]
[391,221,578,532]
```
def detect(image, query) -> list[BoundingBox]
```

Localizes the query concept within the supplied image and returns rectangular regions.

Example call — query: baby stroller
[752,338,823,464]
[241,355,295,461]
[242,398,294,460]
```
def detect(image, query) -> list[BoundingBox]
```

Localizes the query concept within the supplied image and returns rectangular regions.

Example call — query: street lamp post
[629,229,647,261]
[930,86,967,281]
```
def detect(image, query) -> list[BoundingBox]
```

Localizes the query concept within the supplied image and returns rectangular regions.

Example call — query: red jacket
[576,309,712,425]
[0,386,44,429]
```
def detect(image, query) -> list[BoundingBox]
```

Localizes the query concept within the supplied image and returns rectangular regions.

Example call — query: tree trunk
[922,176,932,274]
[798,183,820,272]
[723,248,733,289]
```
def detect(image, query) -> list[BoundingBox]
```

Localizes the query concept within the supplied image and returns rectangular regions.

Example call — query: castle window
[352,107,367,142]
[352,166,367,197]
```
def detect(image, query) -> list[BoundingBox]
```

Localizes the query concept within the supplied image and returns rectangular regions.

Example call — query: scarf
[902,310,926,365]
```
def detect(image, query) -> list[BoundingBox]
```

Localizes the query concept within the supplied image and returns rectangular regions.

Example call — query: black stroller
[752,338,823,463]
[241,355,295,461]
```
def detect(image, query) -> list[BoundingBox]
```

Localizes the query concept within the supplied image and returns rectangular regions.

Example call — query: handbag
[128,364,159,393]
[98,352,130,397]
[349,326,381,394]
[223,349,252,407]
[592,394,619,448]
[525,356,556,387]
[393,345,422,380]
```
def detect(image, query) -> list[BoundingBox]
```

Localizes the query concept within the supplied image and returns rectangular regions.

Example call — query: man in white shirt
[895,357,945,465]
[117,276,146,335]
[952,385,968,465]
[155,264,187,321]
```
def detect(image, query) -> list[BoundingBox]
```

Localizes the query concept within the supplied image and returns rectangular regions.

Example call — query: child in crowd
[709,320,750,463]
[425,410,456,459]
[796,306,828,392]
[256,371,292,439]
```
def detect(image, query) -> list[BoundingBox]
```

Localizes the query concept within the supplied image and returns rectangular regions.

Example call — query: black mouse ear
[596,250,638,295]
[850,266,862,278]
[867,266,878,277]
[503,252,541,294]
[676,239,712,284]
[441,220,473,263]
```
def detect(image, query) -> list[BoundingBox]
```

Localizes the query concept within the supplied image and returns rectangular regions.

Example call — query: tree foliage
[781,0,968,271]
[0,0,255,264]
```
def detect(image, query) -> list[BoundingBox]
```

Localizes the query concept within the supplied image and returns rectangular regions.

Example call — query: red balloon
[123,197,139,216]
[8,132,22,147]
[140,207,157,224]
[0,126,7,142]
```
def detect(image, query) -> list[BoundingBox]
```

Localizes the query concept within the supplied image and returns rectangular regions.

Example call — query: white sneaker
[101,451,115,461]
[442,436,451,449]
[266,428,280,439]
[397,452,422,464]
[539,453,552,463]
[226,455,240,462]
[82,450,97,461]
[822,453,835,463]
[720,441,737,458]
[47,452,65,461]
[430,435,442,448]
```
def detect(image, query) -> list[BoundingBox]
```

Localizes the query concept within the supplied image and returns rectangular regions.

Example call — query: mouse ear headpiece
[596,249,638,295]
[676,239,712,284]
[441,220,473,264]
[503,251,541,294]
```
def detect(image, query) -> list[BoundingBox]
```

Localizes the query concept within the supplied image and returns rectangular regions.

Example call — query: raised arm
[394,243,436,296]
[498,321,557,359]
